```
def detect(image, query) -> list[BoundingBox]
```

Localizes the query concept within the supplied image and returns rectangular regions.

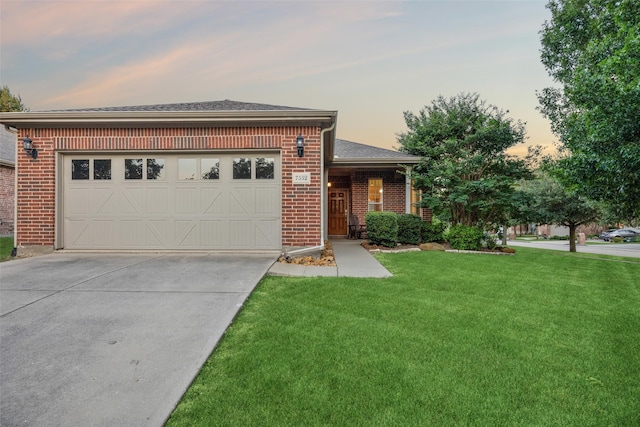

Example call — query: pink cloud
[1,0,203,47]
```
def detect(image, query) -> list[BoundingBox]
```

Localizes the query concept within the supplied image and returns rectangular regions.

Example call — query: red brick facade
[16,126,323,249]
[350,169,409,220]
[0,164,14,235]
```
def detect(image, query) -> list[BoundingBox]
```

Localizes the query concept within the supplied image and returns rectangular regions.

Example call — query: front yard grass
[0,236,14,261]
[167,247,640,426]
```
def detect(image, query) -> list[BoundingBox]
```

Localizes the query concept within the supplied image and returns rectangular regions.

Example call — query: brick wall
[16,126,322,249]
[351,170,407,221]
[0,164,14,235]
[280,132,322,248]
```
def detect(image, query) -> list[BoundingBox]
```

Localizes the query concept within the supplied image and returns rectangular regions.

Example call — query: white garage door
[62,153,281,250]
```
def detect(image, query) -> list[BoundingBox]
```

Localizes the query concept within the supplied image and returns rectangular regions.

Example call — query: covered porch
[325,139,427,239]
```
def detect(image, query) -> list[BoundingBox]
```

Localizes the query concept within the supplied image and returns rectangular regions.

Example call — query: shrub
[484,233,498,250]
[613,236,624,243]
[445,224,484,251]
[365,212,398,247]
[397,214,423,245]
[422,221,446,243]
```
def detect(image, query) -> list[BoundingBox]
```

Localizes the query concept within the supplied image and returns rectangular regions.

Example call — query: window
[124,159,143,180]
[201,158,220,180]
[256,158,274,179]
[71,159,90,180]
[368,178,383,211]
[178,158,197,180]
[147,158,165,180]
[233,158,251,179]
[93,159,111,180]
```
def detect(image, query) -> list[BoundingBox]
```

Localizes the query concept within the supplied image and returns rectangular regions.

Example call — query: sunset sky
[1,0,558,155]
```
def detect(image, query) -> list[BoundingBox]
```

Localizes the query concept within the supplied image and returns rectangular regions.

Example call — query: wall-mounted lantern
[296,134,304,157]
[23,136,38,159]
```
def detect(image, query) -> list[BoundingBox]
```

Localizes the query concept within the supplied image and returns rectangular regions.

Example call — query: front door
[328,190,349,235]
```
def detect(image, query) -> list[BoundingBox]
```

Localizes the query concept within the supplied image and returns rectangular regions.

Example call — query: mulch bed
[361,241,516,254]
[279,240,516,266]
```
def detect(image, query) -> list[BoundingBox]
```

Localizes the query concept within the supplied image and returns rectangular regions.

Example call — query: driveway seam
[0,254,168,318]
[64,289,252,295]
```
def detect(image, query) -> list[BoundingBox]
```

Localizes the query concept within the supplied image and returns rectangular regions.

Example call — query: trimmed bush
[484,233,498,250]
[365,212,398,247]
[397,214,423,245]
[445,224,484,251]
[422,222,446,243]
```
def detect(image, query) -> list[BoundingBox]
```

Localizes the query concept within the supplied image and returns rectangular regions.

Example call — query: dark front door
[328,190,348,235]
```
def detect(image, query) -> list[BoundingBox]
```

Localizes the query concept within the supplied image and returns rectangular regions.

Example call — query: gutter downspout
[319,121,336,246]
[320,121,336,247]
[286,121,336,257]
[8,127,18,256]
[13,155,17,256]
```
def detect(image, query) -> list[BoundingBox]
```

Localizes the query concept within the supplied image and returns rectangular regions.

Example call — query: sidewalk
[268,239,392,278]
[506,239,640,258]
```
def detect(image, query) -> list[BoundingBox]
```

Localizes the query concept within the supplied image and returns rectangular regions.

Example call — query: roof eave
[0,110,338,129]
[330,157,419,167]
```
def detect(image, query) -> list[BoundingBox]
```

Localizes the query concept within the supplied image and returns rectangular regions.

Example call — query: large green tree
[516,171,601,252]
[398,93,532,227]
[0,86,27,112]
[538,0,640,220]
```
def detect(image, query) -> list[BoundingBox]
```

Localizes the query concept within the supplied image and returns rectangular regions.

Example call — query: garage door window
[72,159,90,180]
[233,158,251,179]
[256,158,274,179]
[147,158,165,180]
[125,159,143,180]
[94,159,111,180]
[201,158,220,179]
[178,158,197,180]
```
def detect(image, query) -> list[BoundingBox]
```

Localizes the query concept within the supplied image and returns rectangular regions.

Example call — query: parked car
[599,229,618,240]
[602,228,639,242]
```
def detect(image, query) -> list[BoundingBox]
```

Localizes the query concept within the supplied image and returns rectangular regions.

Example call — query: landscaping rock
[278,241,337,266]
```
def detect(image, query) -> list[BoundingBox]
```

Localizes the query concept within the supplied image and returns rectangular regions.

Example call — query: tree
[538,0,640,221]
[517,170,601,252]
[0,86,27,112]
[397,93,533,227]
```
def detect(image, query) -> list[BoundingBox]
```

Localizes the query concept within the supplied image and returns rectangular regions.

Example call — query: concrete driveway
[0,252,276,427]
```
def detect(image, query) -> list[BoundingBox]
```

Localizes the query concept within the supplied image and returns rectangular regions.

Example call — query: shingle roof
[47,100,311,113]
[334,139,418,162]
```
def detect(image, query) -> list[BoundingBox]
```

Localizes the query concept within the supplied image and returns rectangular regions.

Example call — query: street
[507,239,640,259]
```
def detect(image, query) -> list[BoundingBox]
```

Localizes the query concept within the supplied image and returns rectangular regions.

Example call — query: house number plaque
[292,172,311,185]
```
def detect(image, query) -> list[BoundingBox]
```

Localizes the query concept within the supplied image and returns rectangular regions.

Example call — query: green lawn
[167,247,640,427]
[0,236,14,261]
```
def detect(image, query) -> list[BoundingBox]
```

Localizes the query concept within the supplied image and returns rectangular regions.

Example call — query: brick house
[0,126,16,236]
[0,100,423,254]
